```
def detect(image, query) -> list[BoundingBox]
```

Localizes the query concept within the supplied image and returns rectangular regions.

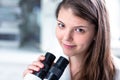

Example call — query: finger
[23,63,41,77]
[27,63,40,71]
[23,69,33,77]
[37,55,45,61]
[32,61,44,68]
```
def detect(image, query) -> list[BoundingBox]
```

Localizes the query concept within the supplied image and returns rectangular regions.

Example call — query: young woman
[23,0,120,80]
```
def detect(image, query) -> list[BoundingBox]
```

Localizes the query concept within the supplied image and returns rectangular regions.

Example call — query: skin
[56,7,96,78]
[23,7,96,79]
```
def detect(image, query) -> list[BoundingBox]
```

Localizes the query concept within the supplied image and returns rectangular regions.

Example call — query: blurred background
[0,0,119,80]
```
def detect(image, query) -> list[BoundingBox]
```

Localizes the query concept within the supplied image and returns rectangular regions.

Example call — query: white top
[112,55,120,80]
[24,73,42,80]
[59,55,120,80]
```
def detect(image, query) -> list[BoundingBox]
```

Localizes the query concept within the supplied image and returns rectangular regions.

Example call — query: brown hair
[56,0,115,80]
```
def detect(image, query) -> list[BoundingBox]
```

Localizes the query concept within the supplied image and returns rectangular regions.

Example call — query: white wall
[106,0,120,49]
[40,0,64,58]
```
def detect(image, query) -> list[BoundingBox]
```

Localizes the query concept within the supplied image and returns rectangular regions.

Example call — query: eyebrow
[57,20,64,24]
[74,25,88,29]
[57,19,88,29]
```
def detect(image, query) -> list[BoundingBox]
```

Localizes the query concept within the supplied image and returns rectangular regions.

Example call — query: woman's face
[56,8,96,57]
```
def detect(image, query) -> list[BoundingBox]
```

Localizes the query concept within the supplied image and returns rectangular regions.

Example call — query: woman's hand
[23,55,45,77]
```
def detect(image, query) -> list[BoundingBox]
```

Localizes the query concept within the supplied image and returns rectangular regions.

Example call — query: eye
[75,28,85,33]
[57,22,65,28]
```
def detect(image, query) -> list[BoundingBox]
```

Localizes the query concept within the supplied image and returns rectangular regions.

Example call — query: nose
[63,30,73,41]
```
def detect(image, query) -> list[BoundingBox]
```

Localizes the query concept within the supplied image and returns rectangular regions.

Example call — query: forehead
[58,7,95,28]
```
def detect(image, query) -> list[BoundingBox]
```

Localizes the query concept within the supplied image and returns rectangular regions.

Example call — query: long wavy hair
[56,0,115,80]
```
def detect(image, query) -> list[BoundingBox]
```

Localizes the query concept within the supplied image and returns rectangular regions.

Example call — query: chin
[63,51,74,57]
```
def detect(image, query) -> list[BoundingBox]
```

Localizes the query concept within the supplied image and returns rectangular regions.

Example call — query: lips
[63,43,76,49]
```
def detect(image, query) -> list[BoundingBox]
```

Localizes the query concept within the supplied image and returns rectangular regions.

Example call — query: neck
[69,55,83,79]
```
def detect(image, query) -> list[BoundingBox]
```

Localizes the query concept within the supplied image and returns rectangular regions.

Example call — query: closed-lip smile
[63,43,76,49]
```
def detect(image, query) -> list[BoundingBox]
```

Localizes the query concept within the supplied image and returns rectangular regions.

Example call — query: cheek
[56,28,62,42]
[75,34,94,48]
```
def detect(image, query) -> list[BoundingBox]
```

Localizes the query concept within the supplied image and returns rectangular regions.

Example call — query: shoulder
[112,55,120,80]
[112,55,120,70]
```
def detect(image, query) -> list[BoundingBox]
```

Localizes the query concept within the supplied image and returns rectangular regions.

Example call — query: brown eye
[58,23,65,28]
[75,28,85,33]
